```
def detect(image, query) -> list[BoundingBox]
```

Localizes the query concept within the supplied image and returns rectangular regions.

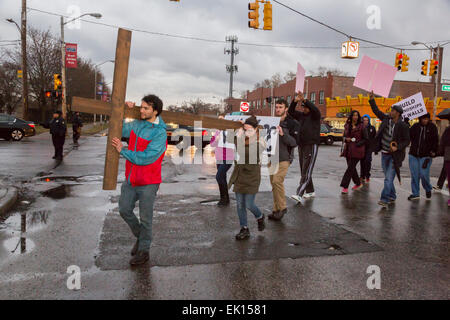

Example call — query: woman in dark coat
[438,124,450,207]
[340,110,368,194]
[228,116,266,240]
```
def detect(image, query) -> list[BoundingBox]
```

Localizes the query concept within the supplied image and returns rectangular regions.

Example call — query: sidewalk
[0,184,18,216]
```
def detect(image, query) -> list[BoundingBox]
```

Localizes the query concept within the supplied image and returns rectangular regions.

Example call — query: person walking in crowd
[268,99,299,221]
[210,115,235,207]
[288,91,321,203]
[72,112,83,146]
[408,113,439,201]
[228,116,266,240]
[340,110,368,194]
[112,94,167,266]
[433,165,447,192]
[360,115,377,183]
[48,110,67,161]
[369,91,410,208]
[438,122,450,207]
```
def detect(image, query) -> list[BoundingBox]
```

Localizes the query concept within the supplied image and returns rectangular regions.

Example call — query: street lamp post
[61,12,101,120]
[94,60,114,124]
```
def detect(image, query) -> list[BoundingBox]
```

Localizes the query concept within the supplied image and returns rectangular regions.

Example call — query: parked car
[0,113,36,141]
[320,123,343,145]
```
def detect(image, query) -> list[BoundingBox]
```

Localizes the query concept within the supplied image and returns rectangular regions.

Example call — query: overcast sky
[1,0,449,107]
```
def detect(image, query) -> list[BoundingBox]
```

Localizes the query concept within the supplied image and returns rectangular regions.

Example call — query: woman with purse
[340,110,369,194]
[228,116,266,240]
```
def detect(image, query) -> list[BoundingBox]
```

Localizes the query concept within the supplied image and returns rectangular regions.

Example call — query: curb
[0,187,18,217]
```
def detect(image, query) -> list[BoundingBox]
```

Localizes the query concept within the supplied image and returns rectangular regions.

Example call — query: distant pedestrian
[369,91,410,208]
[210,115,235,207]
[228,116,266,240]
[268,99,299,221]
[49,110,67,161]
[288,91,321,203]
[407,113,439,201]
[72,112,83,145]
[360,115,377,183]
[437,123,450,207]
[433,165,447,192]
[112,94,167,266]
[340,111,368,194]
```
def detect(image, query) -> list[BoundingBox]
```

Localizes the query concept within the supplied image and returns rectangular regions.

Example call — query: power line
[26,6,430,52]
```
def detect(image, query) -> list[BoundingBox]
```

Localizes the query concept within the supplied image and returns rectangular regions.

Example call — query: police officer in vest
[49,110,67,160]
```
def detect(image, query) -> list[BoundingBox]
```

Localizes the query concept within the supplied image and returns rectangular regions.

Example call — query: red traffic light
[398,54,403,59]
[45,91,51,98]
[433,60,439,65]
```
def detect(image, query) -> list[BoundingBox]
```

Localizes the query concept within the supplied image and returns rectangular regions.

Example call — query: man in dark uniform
[72,112,83,145]
[49,110,67,160]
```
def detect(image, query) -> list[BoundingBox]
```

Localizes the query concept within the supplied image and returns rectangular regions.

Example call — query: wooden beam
[103,28,132,190]
[71,97,111,115]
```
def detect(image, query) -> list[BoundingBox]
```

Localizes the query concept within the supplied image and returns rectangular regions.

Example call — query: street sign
[341,41,359,59]
[240,101,249,113]
[442,85,450,92]
[65,43,78,68]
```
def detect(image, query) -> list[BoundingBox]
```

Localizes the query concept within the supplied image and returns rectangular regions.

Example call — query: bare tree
[310,66,348,77]
[0,62,22,114]
[284,71,296,82]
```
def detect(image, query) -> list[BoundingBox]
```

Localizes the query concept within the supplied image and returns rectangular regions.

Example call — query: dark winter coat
[72,114,83,129]
[343,122,368,159]
[409,122,439,158]
[272,115,299,163]
[49,116,67,137]
[369,98,410,167]
[288,99,321,146]
[439,126,450,162]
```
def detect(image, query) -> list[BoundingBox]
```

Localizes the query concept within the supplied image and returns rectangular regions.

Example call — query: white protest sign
[397,92,427,120]
[223,115,280,155]
[295,62,306,93]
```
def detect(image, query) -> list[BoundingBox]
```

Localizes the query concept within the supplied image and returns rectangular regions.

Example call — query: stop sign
[240,102,249,113]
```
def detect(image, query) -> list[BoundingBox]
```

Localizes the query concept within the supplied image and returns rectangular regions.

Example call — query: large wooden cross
[71,28,242,190]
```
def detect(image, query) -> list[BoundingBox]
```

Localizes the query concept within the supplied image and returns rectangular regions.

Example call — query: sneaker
[268,211,279,220]
[257,214,265,231]
[408,195,420,201]
[303,192,316,199]
[378,200,388,208]
[341,188,349,194]
[131,239,139,256]
[235,227,250,240]
[129,251,149,266]
[432,186,442,193]
[268,209,286,221]
[352,184,363,191]
[426,191,432,200]
[290,195,303,203]
[388,198,396,204]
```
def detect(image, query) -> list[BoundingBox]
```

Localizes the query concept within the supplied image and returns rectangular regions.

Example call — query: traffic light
[429,59,439,75]
[248,1,260,29]
[401,53,409,72]
[263,1,272,30]
[53,74,62,91]
[394,53,403,71]
[421,60,429,76]
[45,90,51,98]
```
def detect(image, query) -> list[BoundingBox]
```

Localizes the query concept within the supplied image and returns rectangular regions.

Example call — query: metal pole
[271,86,274,116]
[433,44,440,123]
[21,0,29,120]
[229,39,235,98]
[94,69,97,124]
[60,16,67,119]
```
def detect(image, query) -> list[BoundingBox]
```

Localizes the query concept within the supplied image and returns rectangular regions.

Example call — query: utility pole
[225,36,238,98]
[432,45,443,122]
[21,0,29,120]
[60,16,67,119]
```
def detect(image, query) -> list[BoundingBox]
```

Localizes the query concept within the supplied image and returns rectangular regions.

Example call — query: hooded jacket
[288,99,321,146]
[120,117,167,186]
[362,115,377,152]
[409,121,439,158]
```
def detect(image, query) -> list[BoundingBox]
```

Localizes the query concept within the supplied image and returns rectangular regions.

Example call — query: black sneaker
[378,200,388,208]
[129,251,149,266]
[257,214,265,231]
[426,191,432,200]
[131,239,139,256]
[408,195,420,201]
[235,227,250,240]
[268,211,279,220]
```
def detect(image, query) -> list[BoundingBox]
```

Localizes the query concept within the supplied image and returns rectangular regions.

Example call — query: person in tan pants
[268,99,300,220]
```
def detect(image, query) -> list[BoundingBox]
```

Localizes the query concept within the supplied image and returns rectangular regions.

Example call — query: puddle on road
[42,185,71,199]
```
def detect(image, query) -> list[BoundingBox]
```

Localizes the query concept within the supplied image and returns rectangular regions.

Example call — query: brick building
[238,72,450,118]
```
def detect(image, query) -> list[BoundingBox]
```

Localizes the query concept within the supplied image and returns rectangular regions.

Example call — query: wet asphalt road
[0,133,448,299]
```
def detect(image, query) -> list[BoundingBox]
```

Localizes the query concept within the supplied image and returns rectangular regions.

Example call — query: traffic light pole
[432,45,442,123]
[225,36,238,98]
[21,0,29,120]
[60,16,67,120]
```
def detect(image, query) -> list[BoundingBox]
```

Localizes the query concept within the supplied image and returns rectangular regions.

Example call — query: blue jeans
[216,163,232,185]
[381,153,397,202]
[235,193,263,228]
[409,155,432,197]
[119,181,159,252]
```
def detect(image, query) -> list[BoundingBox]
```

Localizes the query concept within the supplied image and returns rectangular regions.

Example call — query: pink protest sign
[295,62,306,93]
[353,55,397,97]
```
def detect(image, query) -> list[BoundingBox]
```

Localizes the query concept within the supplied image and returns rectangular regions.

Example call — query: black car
[0,113,36,141]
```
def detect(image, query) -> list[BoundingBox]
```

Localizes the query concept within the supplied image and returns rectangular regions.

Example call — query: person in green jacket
[228,116,266,240]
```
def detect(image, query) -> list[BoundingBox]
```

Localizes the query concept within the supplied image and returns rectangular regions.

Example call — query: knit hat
[419,113,431,120]
[391,105,403,115]
[244,116,259,128]
[53,110,62,115]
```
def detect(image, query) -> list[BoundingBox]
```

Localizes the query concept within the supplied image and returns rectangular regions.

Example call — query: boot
[217,183,230,207]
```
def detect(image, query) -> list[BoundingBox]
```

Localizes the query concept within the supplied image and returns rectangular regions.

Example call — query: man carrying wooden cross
[111,94,167,266]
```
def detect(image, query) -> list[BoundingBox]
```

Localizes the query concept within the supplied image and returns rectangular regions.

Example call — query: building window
[310,92,316,103]
[319,91,325,105]
[287,96,291,104]
[304,93,308,100]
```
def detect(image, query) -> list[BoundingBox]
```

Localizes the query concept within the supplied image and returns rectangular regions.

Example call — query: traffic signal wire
[27,6,432,52]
